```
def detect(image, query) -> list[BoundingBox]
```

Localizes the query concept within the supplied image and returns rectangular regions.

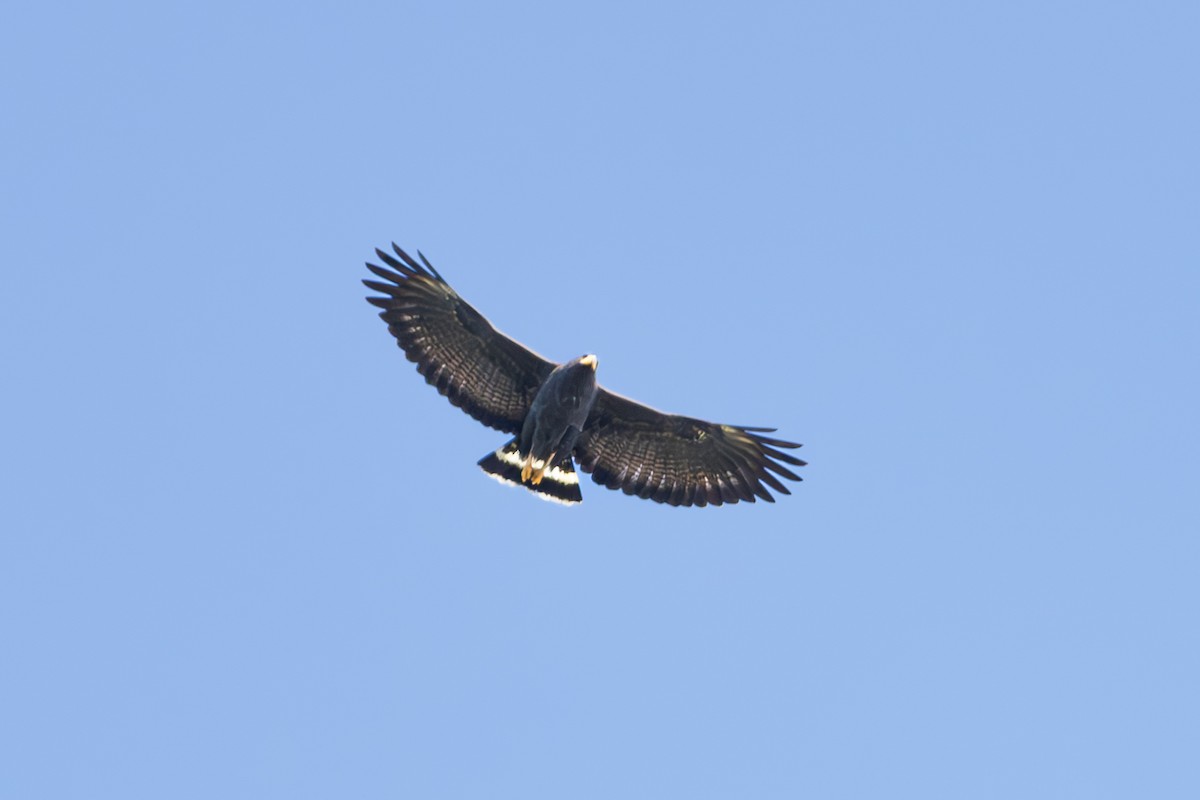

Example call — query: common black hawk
[363,243,805,506]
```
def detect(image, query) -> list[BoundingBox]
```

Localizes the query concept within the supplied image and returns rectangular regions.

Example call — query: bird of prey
[363,243,805,506]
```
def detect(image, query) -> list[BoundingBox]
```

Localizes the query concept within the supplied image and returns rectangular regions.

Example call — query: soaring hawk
[363,243,805,506]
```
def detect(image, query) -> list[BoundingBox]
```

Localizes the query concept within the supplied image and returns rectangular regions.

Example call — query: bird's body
[519,355,599,478]
[363,243,805,507]
[478,355,600,504]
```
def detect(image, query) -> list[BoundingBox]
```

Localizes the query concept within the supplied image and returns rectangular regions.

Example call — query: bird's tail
[477,438,582,506]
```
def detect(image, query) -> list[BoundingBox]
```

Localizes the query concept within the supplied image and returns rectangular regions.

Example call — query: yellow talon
[530,452,555,486]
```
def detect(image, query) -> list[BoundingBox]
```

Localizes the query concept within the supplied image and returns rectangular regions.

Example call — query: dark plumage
[363,243,805,506]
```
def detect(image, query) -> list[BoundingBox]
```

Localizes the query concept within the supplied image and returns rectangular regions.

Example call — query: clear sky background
[3,2,1198,798]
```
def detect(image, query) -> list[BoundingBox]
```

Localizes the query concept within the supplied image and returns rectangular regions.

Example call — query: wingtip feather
[375,249,419,277]
[417,249,444,280]
[366,262,406,283]
[390,242,426,274]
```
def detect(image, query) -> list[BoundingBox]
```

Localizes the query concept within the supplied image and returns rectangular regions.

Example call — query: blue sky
[3,1,1198,797]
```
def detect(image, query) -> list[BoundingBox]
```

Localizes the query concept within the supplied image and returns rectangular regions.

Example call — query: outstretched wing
[363,244,557,434]
[574,389,805,507]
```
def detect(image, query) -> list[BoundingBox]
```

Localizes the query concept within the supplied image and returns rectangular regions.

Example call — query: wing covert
[363,244,556,434]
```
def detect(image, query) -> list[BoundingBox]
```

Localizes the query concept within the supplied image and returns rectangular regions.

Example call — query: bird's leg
[531,452,556,486]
